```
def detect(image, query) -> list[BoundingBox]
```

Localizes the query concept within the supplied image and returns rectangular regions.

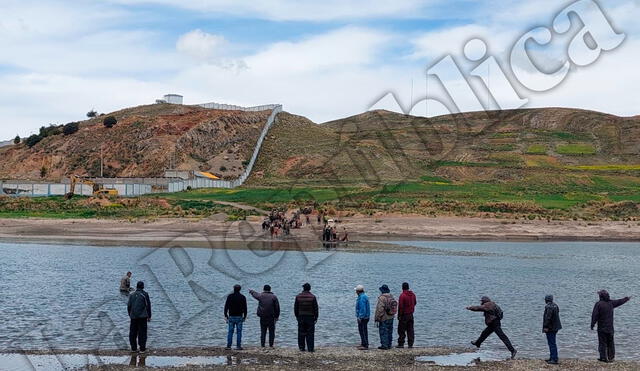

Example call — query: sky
[0,0,639,139]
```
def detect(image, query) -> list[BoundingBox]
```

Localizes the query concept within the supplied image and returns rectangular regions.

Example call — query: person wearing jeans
[354,284,370,350]
[542,295,562,365]
[224,284,247,350]
[374,284,396,350]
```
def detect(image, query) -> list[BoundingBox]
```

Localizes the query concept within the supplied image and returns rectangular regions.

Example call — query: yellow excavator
[64,175,119,200]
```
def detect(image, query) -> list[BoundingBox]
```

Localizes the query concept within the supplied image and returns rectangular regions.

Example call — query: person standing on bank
[354,285,370,350]
[294,283,319,352]
[397,282,417,348]
[249,285,280,348]
[224,284,247,350]
[127,281,151,353]
[542,295,562,365]
[374,284,396,350]
[591,290,630,363]
[466,296,517,360]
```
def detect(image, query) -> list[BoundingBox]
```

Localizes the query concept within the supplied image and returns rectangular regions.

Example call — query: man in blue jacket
[355,284,370,350]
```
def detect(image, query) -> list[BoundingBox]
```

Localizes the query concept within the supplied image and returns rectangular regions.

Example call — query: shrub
[63,122,80,135]
[87,110,97,118]
[39,124,62,137]
[220,166,227,171]
[103,116,117,128]
[40,166,47,178]
[13,135,20,144]
[25,134,43,148]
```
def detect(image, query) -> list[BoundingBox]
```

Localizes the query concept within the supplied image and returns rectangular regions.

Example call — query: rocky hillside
[251,108,640,185]
[0,104,270,180]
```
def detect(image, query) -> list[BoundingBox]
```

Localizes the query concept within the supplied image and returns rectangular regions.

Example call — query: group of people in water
[120,271,631,364]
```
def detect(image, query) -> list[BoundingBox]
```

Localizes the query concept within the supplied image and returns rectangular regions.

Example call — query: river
[0,240,638,360]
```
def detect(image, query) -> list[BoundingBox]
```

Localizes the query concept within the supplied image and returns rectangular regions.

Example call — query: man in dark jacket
[397,282,417,348]
[591,290,630,362]
[224,284,247,350]
[466,296,516,359]
[249,285,281,347]
[543,295,562,365]
[294,283,319,352]
[127,281,151,353]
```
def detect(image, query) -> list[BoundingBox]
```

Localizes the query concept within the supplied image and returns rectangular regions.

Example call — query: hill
[250,108,640,185]
[0,104,270,180]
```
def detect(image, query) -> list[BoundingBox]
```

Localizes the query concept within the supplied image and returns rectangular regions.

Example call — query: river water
[0,240,638,360]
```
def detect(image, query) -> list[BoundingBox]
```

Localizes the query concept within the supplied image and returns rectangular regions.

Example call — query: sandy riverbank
[6,347,639,370]
[0,216,639,250]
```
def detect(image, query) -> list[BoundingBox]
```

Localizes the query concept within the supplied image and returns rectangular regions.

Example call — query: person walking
[466,296,517,359]
[354,284,370,350]
[374,284,396,350]
[249,285,280,348]
[397,282,417,348]
[224,284,247,350]
[542,295,562,365]
[127,281,151,353]
[591,290,630,363]
[120,271,132,293]
[294,283,319,352]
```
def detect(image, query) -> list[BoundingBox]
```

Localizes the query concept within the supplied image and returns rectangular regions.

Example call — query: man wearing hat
[294,283,319,352]
[542,295,562,365]
[355,284,370,350]
[374,284,396,350]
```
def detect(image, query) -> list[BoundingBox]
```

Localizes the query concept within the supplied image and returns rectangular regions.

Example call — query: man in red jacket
[397,282,417,348]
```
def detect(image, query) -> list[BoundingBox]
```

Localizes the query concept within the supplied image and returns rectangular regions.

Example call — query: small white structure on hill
[156,94,184,105]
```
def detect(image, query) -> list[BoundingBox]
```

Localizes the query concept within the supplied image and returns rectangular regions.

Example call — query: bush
[87,110,97,118]
[63,122,80,135]
[25,134,43,148]
[39,124,62,137]
[103,116,117,128]
[40,166,47,178]
[13,135,20,144]
[220,166,227,171]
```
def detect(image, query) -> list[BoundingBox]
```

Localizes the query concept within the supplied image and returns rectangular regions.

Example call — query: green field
[556,143,597,155]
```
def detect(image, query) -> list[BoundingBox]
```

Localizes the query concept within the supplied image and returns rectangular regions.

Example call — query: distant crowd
[120,272,630,364]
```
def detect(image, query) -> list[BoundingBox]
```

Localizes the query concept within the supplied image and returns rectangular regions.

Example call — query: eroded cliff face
[0,104,270,180]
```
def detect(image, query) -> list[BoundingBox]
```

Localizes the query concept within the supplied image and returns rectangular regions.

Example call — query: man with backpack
[374,284,396,350]
[127,281,151,353]
[466,296,516,359]
[591,290,631,363]
[397,282,417,348]
[543,295,562,365]
[249,285,280,348]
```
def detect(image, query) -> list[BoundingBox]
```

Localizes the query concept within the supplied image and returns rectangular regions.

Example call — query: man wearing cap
[542,295,562,365]
[355,284,370,350]
[294,283,319,352]
[374,284,396,350]
[127,281,151,353]
[249,285,280,348]
[224,284,247,350]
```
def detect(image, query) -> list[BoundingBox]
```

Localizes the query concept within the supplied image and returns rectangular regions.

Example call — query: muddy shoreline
[6,346,640,370]
[0,216,639,251]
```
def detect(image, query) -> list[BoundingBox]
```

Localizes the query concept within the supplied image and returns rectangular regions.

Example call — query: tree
[63,122,80,135]
[87,110,97,118]
[25,134,43,148]
[103,116,117,128]
[13,135,20,144]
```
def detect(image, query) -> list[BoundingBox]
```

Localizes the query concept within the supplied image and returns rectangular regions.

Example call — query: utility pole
[100,145,104,178]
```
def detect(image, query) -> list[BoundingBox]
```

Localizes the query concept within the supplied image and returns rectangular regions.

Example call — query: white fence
[0,182,151,197]
[1,103,282,198]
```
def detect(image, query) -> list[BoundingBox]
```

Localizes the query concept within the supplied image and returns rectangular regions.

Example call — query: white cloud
[177,30,227,61]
